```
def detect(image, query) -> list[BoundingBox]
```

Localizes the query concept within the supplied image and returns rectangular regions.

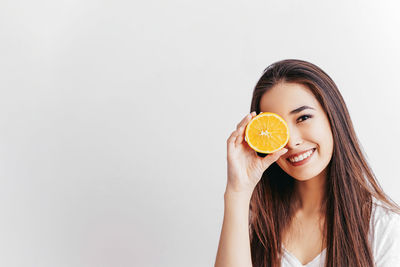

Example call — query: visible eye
[297,114,313,123]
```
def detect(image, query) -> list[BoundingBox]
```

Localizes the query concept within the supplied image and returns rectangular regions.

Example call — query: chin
[276,160,326,182]
[290,174,320,182]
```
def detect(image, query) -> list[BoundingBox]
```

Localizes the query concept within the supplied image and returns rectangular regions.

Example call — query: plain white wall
[1,0,399,266]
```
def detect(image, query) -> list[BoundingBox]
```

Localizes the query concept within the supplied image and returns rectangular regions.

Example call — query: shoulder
[370,198,400,230]
[370,198,400,266]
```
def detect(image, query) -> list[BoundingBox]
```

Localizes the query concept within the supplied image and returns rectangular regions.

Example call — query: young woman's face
[259,82,334,181]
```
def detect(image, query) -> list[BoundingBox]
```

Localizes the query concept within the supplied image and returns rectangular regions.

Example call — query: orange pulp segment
[245,112,290,154]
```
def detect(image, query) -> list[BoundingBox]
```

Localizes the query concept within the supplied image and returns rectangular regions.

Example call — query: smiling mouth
[286,148,316,166]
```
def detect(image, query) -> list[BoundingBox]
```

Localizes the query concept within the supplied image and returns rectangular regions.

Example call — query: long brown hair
[248,59,400,267]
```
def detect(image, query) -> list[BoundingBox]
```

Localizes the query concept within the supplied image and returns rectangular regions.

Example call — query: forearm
[215,191,253,267]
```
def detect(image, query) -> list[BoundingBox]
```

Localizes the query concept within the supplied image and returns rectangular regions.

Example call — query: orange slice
[245,112,290,154]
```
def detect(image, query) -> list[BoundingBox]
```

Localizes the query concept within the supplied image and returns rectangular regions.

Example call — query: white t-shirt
[281,200,400,267]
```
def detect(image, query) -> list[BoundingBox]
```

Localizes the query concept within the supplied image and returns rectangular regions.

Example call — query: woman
[215,59,400,267]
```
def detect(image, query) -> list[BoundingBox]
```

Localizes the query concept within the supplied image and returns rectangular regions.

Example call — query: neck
[294,170,327,215]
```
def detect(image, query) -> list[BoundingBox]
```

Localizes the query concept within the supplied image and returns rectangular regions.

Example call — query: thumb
[262,148,288,166]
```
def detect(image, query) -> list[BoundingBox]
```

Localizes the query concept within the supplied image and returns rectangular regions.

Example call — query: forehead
[259,82,320,115]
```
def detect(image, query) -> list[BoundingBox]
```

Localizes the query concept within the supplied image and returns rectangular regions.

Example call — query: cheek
[275,120,334,179]
[312,119,334,156]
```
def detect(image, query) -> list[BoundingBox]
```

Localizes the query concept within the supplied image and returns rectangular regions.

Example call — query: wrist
[224,189,253,203]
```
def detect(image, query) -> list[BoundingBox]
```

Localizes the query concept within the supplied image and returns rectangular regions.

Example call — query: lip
[286,148,316,166]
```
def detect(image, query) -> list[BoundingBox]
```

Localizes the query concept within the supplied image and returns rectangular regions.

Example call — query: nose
[285,125,303,149]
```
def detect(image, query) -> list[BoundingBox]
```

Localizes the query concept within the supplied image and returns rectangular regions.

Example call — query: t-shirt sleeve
[372,208,400,267]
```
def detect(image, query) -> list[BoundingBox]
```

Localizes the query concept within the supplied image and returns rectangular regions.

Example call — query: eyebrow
[289,105,315,116]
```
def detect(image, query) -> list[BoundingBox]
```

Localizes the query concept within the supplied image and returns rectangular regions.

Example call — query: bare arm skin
[215,191,253,267]
[214,112,288,267]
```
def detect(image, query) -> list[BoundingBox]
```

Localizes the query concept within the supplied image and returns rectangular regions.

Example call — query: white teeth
[289,149,314,163]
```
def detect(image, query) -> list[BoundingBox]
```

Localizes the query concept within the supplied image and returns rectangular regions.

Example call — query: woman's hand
[226,111,288,195]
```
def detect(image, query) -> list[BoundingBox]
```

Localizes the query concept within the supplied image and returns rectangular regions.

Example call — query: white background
[1,0,399,266]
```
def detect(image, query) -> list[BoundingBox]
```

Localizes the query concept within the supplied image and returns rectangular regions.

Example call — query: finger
[235,126,245,146]
[227,130,240,150]
[236,114,250,129]
[262,148,288,166]
[235,112,258,145]
[236,112,255,130]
